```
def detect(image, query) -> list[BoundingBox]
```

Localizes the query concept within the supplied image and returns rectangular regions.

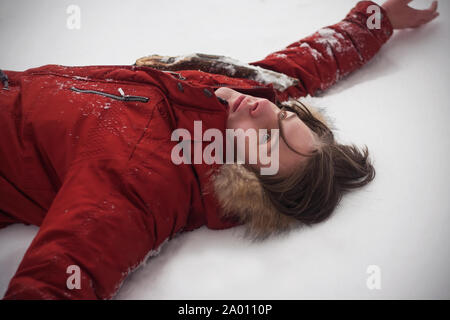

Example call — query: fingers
[423,0,438,17]
[412,11,439,28]
[413,0,438,15]
[424,11,439,23]
[429,0,438,12]
[411,1,439,27]
[423,6,439,23]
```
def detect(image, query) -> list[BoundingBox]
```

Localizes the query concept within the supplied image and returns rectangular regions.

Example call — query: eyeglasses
[263,103,320,157]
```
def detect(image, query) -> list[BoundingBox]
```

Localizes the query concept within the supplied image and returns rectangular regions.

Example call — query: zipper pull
[118,87,125,97]
[0,69,9,90]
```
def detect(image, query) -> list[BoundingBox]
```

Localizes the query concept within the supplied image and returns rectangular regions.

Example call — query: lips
[232,95,245,112]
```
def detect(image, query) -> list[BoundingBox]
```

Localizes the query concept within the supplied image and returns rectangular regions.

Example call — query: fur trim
[135,53,299,91]
[211,163,301,241]
[210,100,331,241]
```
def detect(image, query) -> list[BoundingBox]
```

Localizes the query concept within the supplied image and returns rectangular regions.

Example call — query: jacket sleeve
[2,161,176,300]
[249,1,394,98]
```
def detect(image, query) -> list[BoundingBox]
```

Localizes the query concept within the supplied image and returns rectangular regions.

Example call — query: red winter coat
[0,1,392,299]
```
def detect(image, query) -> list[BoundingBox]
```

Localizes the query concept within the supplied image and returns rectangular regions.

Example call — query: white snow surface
[0,0,449,299]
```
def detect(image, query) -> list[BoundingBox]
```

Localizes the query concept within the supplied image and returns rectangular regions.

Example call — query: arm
[249,0,438,99]
[2,162,177,299]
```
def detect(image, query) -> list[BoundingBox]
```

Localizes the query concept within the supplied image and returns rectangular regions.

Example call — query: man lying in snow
[0,0,439,299]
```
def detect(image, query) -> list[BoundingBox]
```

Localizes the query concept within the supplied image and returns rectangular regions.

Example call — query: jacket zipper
[70,86,149,103]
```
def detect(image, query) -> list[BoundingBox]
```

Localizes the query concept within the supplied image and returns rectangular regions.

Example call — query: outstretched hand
[382,0,439,29]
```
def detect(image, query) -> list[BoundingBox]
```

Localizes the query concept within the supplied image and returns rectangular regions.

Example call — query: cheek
[225,122,261,164]
[252,101,279,130]
[252,99,277,117]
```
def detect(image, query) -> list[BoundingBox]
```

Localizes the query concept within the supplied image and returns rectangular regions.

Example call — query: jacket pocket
[70,86,149,103]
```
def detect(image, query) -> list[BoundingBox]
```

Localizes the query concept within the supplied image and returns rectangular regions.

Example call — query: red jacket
[0,1,392,299]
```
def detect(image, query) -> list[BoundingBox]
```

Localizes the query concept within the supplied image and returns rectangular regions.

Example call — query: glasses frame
[276,103,320,157]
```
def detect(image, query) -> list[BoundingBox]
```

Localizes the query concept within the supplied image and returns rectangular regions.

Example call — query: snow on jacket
[0,1,392,299]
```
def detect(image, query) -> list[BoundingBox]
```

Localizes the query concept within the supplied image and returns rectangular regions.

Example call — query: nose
[246,98,261,116]
[248,99,259,111]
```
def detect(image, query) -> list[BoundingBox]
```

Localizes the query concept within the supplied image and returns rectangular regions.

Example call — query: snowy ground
[0,0,449,299]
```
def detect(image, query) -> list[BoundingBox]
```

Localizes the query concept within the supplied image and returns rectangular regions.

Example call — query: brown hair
[254,100,376,225]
